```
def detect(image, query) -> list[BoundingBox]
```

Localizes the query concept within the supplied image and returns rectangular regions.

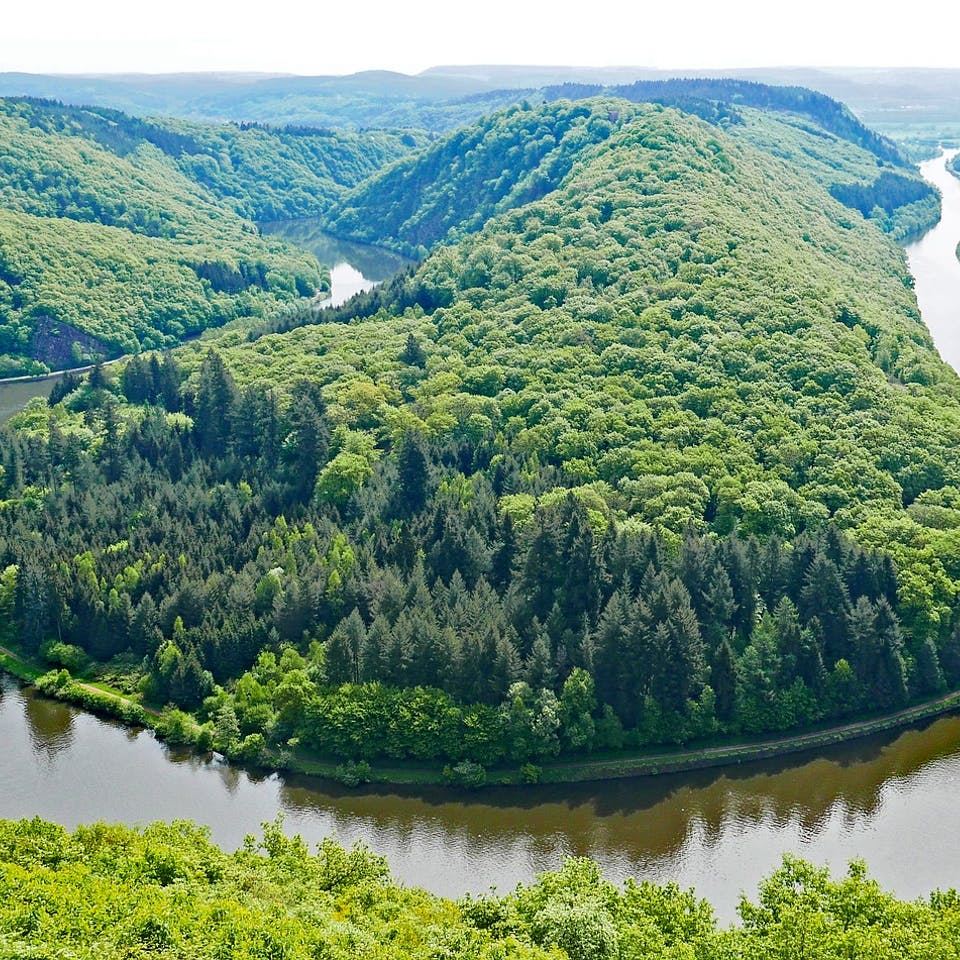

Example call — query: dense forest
[542,78,908,164]
[3,101,960,776]
[0,98,422,373]
[2,817,960,959]
[326,92,938,257]
[0,88,937,375]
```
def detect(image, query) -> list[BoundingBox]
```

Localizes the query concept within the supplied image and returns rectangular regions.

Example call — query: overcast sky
[2,0,956,75]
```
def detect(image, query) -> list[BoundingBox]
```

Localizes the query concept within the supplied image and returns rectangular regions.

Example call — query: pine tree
[158,351,181,411]
[490,512,517,588]
[800,553,850,667]
[393,430,430,517]
[874,598,909,709]
[772,597,803,685]
[524,620,555,690]
[914,636,945,696]
[400,333,427,367]
[194,350,237,458]
[559,500,601,631]
[712,639,737,723]
[326,608,366,684]
[722,534,757,640]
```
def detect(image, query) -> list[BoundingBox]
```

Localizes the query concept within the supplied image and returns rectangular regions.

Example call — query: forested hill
[543,78,907,166]
[0,98,420,375]
[325,91,937,256]
[324,100,624,256]
[5,101,960,774]
[0,98,426,221]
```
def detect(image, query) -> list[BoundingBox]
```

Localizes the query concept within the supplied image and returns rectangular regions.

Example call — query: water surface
[906,149,960,367]
[0,377,56,423]
[260,220,413,307]
[5,674,960,920]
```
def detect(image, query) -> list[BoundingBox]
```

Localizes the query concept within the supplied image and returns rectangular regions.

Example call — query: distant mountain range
[2,66,959,135]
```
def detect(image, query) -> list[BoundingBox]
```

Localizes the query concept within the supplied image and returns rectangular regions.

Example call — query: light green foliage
[326,96,937,256]
[1,818,959,958]
[0,97,422,371]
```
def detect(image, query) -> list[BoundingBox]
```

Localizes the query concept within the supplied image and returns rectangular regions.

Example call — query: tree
[712,640,737,723]
[524,620,555,690]
[193,350,237,457]
[399,332,427,367]
[801,554,850,667]
[392,430,430,517]
[326,609,366,684]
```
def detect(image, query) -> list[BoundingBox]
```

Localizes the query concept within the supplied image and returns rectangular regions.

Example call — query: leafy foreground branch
[0,817,958,959]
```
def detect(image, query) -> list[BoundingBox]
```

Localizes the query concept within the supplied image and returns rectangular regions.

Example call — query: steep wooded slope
[326,91,936,255]
[0,98,420,372]
[206,102,960,629]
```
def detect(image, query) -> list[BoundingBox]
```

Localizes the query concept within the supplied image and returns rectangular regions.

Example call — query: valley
[4,60,960,958]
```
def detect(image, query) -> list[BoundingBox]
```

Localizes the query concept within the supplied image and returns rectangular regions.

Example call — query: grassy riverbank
[4,646,960,788]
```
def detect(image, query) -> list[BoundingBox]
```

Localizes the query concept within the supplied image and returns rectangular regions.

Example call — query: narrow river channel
[4,169,960,921]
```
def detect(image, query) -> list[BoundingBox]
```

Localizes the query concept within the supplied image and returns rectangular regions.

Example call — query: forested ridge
[2,817,960,959]
[326,91,938,256]
[542,78,907,165]
[0,98,422,374]
[3,100,960,779]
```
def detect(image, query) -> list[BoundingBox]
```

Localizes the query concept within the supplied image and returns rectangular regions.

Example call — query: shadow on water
[272,710,960,864]
[22,686,76,760]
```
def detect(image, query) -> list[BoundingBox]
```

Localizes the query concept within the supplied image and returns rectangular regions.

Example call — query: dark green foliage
[830,172,936,218]
[3,98,960,771]
[325,100,626,255]
[544,77,907,165]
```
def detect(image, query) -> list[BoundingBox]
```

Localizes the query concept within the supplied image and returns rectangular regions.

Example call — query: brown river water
[3,184,960,919]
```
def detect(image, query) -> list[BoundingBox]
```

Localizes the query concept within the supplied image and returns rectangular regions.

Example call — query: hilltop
[325,85,937,256]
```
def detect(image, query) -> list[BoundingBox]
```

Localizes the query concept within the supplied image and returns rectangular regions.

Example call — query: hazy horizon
[3,0,958,76]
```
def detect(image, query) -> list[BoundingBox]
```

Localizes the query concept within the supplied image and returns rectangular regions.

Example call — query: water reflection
[23,686,75,759]
[6,661,960,918]
[259,220,414,308]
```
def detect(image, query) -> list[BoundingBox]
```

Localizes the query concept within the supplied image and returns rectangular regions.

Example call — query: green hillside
[1,818,959,959]
[325,99,625,256]
[4,100,960,773]
[326,93,937,256]
[0,98,420,373]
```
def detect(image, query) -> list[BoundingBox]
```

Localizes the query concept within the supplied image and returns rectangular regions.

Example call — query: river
[0,226,413,423]
[906,149,960,368]
[259,220,414,308]
[4,178,960,919]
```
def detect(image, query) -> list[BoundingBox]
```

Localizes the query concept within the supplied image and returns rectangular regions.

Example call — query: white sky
[2,0,956,75]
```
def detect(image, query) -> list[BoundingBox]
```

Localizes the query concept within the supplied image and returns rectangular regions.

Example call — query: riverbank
[4,643,960,788]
